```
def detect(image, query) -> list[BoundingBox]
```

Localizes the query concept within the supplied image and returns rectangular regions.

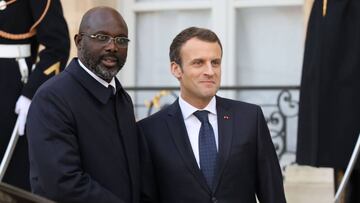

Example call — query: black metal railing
[125,85,300,171]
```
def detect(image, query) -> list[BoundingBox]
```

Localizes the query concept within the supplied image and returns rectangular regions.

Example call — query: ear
[171,62,182,80]
[74,34,82,50]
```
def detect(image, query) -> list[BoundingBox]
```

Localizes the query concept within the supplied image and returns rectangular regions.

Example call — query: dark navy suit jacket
[27,59,140,203]
[138,97,286,203]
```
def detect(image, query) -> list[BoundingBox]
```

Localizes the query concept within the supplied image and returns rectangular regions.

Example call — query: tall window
[119,0,304,110]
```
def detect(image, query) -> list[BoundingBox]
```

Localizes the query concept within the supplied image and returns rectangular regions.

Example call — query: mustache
[100,53,126,68]
[100,53,119,61]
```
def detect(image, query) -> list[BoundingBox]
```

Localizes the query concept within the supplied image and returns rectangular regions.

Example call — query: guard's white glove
[15,95,31,136]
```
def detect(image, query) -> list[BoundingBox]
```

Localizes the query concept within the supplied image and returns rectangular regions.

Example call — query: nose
[204,62,215,76]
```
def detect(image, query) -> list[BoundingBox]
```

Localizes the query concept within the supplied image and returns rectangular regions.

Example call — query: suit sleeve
[255,106,287,203]
[22,0,70,99]
[26,88,125,203]
[138,122,160,203]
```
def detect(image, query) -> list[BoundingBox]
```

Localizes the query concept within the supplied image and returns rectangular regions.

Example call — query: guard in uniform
[297,0,360,202]
[0,0,70,190]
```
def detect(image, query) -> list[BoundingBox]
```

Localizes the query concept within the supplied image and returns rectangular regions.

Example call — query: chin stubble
[81,50,124,81]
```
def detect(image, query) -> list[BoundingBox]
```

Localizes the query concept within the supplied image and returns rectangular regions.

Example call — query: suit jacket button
[211,197,218,203]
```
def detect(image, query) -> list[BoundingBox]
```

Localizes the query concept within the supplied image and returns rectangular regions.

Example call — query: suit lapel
[114,82,139,196]
[213,96,234,192]
[166,100,212,194]
[65,58,112,104]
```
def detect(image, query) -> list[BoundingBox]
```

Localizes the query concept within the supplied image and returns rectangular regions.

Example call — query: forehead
[86,11,128,36]
[180,38,222,60]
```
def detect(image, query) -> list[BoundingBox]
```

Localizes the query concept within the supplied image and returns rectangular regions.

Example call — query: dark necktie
[108,85,115,97]
[194,110,218,189]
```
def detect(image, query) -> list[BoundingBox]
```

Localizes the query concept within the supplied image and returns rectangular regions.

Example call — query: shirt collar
[78,59,116,93]
[178,95,217,120]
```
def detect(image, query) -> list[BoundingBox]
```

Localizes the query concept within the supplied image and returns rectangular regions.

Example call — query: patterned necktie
[194,110,218,189]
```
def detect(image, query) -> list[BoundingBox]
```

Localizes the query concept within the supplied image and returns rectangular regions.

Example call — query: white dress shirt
[178,95,219,168]
[78,59,116,94]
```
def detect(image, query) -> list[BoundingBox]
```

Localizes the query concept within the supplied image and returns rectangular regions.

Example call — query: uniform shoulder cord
[322,0,327,17]
[0,0,51,40]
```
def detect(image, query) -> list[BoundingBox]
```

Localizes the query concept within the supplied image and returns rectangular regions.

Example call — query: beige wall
[61,0,118,60]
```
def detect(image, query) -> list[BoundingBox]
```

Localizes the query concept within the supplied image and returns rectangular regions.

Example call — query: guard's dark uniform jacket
[297,0,360,202]
[297,0,360,169]
[0,0,70,190]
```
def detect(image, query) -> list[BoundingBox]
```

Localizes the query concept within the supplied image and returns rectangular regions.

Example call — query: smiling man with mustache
[26,7,140,203]
[76,6,128,82]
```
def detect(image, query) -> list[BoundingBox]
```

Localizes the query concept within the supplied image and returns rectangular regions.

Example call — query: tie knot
[194,110,209,123]
[108,85,115,95]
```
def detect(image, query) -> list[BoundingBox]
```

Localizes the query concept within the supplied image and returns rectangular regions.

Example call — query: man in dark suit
[26,7,139,203]
[0,0,70,190]
[138,27,286,203]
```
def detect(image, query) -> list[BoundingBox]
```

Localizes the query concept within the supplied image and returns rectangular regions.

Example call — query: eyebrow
[92,31,128,37]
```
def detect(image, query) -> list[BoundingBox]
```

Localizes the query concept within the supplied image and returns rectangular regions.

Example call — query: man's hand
[15,95,31,136]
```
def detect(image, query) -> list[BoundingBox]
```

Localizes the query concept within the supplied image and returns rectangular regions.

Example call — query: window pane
[136,10,210,86]
[234,7,303,161]
[235,6,304,86]
[135,10,210,119]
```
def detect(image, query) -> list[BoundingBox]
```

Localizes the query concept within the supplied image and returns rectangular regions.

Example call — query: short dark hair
[169,27,223,65]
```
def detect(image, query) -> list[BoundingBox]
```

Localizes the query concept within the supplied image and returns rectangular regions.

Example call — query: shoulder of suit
[137,102,174,126]
[217,96,260,109]
[33,66,74,99]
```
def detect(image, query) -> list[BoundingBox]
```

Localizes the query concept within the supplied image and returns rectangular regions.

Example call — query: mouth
[200,80,216,85]
[101,56,118,68]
